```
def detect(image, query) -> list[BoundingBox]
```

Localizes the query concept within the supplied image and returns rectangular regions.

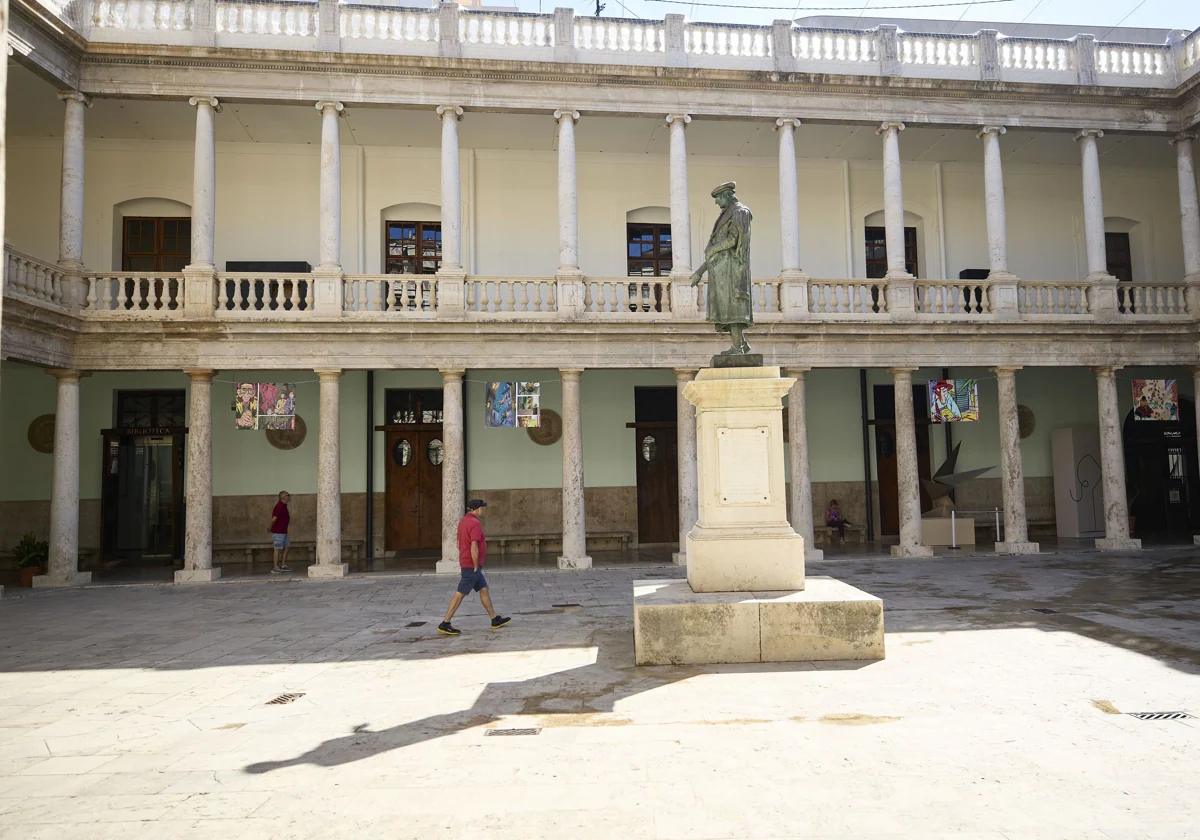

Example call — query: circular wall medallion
[28,415,55,453]
[527,408,562,446]
[266,415,307,451]
[1017,404,1036,439]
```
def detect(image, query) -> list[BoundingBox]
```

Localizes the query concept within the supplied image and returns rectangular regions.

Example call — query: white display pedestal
[633,366,884,665]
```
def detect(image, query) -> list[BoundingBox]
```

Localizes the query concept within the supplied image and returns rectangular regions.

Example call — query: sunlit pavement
[0,547,1197,839]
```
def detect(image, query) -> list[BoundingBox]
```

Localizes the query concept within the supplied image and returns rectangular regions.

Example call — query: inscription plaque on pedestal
[717,427,770,504]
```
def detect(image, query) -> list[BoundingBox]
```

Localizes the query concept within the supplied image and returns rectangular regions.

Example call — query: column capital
[189,96,222,112]
[183,369,217,381]
[1091,365,1123,376]
[439,368,465,380]
[888,366,919,376]
[665,113,691,127]
[989,365,1021,376]
[57,90,92,108]
[315,100,345,115]
[314,368,343,379]
[783,366,811,377]
[876,121,905,135]
[1074,128,1104,142]
[559,368,585,380]
[46,368,84,382]
[1170,132,1198,146]
[774,117,801,130]
[672,368,699,380]
[437,104,464,121]
[554,109,580,123]
[976,125,1006,139]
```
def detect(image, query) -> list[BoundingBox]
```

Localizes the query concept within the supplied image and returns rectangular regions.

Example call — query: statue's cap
[711,181,736,197]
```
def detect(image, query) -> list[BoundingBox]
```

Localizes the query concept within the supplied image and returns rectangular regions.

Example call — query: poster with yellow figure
[929,379,979,423]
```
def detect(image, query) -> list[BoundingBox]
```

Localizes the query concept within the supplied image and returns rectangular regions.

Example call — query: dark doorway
[101,391,187,565]
[865,226,919,279]
[1106,231,1135,313]
[1123,396,1199,538]
[872,384,933,537]
[628,387,679,545]
[380,390,444,551]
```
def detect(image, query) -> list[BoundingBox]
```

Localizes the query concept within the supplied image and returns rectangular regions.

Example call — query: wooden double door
[384,428,443,551]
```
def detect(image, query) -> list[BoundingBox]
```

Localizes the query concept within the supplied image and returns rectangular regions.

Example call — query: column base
[805,547,825,561]
[1194,535,1200,546]
[889,544,934,558]
[995,541,1040,555]
[435,560,460,575]
[32,572,92,588]
[671,551,686,566]
[1095,537,1142,551]
[307,563,349,579]
[175,568,222,583]
[558,555,592,570]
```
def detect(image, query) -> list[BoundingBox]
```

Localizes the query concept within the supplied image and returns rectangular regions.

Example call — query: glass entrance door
[115,435,178,559]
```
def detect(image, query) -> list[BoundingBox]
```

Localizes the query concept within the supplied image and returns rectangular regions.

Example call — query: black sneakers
[491,616,512,629]
[437,622,461,636]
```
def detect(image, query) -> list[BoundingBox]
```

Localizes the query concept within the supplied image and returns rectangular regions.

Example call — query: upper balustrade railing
[79,1,1200,89]
[5,247,1195,326]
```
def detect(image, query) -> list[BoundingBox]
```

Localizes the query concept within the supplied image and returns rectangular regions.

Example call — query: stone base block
[671,552,686,566]
[435,560,460,575]
[307,563,349,579]
[995,541,1040,555]
[1096,537,1142,551]
[558,555,592,570]
[890,544,934,557]
[633,576,884,665]
[174,568,222,583]
[1195,534,1200,546]
[805,547,824,562]
[686,531,805,593]
[32,572,92,588]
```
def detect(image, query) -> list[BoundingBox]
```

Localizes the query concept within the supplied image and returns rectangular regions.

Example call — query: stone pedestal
[634,365,884,666]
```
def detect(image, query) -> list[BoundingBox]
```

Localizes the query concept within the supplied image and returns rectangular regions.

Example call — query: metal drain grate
[265,693,305,705]
[406,621,427,628]
[1031,608,1059,614]
[1128,711,1194,721]
[552,603,581,608]
[485,727,541,736]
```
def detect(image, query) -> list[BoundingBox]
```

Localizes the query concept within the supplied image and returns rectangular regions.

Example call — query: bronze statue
[690,182,754,356]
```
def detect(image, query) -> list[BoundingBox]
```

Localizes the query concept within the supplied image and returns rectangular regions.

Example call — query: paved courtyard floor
[0,548,1197,839]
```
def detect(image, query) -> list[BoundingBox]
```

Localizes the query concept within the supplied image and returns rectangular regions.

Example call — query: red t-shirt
[457,514,487,568]
[270,502,290,534]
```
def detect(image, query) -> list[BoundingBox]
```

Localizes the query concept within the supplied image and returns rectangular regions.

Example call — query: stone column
[673,368,699,566]
[1075,129,1113,281]
[34,370,91,587]
[665,114,692,279]
[558,368,592,569]
[1093,366,1141,550]
[183,97,220,317]
[310,369,348,577]
[436,105,464,276]
[977,125,1013,278]
[877,122,909,279]
[554,110,582,278]
[1194,368,1200,546]
[1170,133,1200,287]
[776,118,803,277]
[992,367,1038,555]
[176,370,220,582]
[889,367,933,557]
[437,369,465,574]
[784,368,823,561]
[56,92,90,271]
[315,101,344,273]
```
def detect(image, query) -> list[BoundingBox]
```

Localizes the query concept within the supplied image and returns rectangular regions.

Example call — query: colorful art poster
[516,381,541,428]
[929,379,980,423]
[1132,379,1178,421]
[234,382,258,430]
[257,383,297,431]
[485,381,515,428]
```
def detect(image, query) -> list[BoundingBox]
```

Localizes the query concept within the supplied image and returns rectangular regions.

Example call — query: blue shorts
[457,567,488,595]
[272,533,290,550]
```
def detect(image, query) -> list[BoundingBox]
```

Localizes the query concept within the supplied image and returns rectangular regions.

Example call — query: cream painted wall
[6,137,1192,283]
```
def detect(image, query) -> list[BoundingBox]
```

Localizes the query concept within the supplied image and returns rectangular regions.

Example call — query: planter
[19,566,43,587]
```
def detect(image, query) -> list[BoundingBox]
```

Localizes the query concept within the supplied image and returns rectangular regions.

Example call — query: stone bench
[214,539,364,565]
[490,531,632,557]
[814,524,867,543]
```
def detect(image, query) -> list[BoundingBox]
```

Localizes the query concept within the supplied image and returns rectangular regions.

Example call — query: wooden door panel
[417,431,443,550]
[635,427,679,544]
[385,432,422,551]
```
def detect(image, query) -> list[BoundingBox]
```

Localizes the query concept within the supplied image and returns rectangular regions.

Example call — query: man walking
[269,490,292,573]
[438,499,510,636]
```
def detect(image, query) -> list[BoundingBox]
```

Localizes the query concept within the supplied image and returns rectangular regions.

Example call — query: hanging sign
[929,379,979,423]
[1132,379,1178,421]
[233,382,297,430]
[485,381,540,428]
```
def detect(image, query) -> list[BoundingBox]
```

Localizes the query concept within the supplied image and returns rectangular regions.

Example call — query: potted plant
[13,532,48,587]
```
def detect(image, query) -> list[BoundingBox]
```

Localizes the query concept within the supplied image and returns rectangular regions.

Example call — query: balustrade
[467,278,557,314]
[93,0,194,30]
[807,281,888,315]
[683,23,771,58]
[5,250,69,308]
[1117,283,1189,316]
[85,273,182,314]
[1017,282,1091,315]
[216,273,313,314]
[340,6,437,42]
[914,281,992,315]
[791,29,877,63]
[899,33,978,67]
[586,279,671,314]
[216,0,317,36]
[998,38,1075,72]
[1185,29,1200,78]
[1096,43,1170,77]
[460,12,553,47]
[574,17,663,52]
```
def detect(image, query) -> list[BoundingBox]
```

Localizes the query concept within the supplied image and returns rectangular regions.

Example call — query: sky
[518,0,1199,36]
